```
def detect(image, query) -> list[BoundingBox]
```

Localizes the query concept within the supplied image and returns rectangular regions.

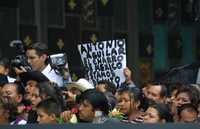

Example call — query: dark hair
[0,57,14,78]
[0,74,8,87]
[38,82,64,110]
[177,104,198,119]
[3,82,25,96]
[2,82,25,122]
[37,98,62,117]
[175,85,200,106]
[79,89,109,115]
[26,42,48,56]
[167,83,183,97]
[0,57,10,69]
[148,82,168,97]
[97,80,116,94]
[117,87,142,105]
[148,102,173,122]
[26,42,49,64]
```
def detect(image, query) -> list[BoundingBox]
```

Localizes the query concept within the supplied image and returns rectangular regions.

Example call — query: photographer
[15,42,63,87]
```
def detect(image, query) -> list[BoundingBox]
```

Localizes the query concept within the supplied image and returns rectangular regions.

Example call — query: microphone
[9,40,22,47]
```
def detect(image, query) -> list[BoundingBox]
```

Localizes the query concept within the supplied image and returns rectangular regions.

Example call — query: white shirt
[42,64,63,87]
[10,119,27,125]
[7,76,16,83]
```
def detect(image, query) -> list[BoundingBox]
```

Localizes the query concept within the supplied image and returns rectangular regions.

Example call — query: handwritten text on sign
[78,39,126,87]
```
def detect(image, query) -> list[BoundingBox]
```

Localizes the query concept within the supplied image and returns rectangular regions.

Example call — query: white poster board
[78,39,126,87]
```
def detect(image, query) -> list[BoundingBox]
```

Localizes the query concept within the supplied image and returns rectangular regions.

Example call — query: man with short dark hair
[61,89,111,123]
[145,83,167,104]
[36,98,62,124]
[25,42,63,87]
[78,89,110,123]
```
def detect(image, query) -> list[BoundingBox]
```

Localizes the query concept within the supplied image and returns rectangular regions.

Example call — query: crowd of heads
[0,42,199,125]
[0,75,199,125]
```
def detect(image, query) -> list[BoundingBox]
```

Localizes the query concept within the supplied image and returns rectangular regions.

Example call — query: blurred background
[0,0,200,85]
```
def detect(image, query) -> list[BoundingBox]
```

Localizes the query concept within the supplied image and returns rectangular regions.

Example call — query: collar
[42,64,52,74]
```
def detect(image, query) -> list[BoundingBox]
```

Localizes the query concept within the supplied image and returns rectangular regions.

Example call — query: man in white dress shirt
[25,42,63,87]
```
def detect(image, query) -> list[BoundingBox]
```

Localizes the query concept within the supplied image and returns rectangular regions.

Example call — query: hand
[62,91,76,102]
[60,110,72,122]
[123,67,132,83]
[14,66,27,75]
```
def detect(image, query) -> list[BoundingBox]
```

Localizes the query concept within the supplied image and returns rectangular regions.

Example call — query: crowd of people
[0,42,199,125]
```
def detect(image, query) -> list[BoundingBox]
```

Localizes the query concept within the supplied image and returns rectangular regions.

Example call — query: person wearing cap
[19,71,50,124]
[60,78,94,119]
[66,78,94,92]
[59,78,94,110]
[65,78,94,97]
[19,71,49,104]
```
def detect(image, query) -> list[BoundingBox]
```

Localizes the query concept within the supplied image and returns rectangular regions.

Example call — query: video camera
[50,53,67,67]
[9,40,32,71]
[50,53,69,78]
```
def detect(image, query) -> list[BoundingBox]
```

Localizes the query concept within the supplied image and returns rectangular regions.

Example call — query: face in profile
[78,100,95,122]
[26,49,47,71]
[37,108,56,124]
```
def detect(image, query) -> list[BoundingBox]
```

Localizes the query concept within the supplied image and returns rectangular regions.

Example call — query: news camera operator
[14,42,64,87]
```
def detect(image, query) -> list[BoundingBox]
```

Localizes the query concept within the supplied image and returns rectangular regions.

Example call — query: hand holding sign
[123,67,133,84]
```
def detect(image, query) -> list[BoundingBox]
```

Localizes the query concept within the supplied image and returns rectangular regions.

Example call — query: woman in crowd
[170,85,200,122]
[143,102,173,123]
[115,87,144,123]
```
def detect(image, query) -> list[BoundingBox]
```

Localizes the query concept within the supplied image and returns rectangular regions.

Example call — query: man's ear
[40,54,48,61]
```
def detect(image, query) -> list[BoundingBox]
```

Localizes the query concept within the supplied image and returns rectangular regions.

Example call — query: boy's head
[36,98,62,124]
[78,89,109,122]
[96,80,116,95]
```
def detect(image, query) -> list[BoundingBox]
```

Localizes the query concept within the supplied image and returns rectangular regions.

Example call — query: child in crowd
[36,98,62,124]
